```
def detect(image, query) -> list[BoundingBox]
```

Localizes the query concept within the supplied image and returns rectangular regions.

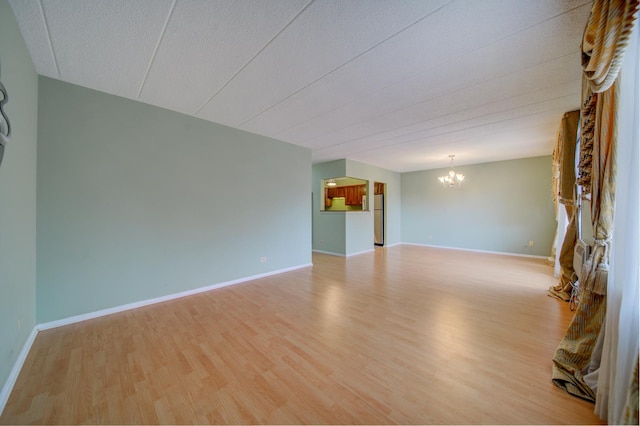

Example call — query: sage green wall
[344,159,401,254]
[312,160,346,255]
[0,0,38,393]
[37,77,311,323]
[401,156,555,256]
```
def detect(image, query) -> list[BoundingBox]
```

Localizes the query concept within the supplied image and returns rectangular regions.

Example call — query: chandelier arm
[437,154,465,188]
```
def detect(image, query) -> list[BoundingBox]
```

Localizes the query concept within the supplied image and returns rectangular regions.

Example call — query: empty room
[0,0,638,424]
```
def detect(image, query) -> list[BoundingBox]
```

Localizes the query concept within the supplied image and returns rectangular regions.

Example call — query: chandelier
[437,155,465,188]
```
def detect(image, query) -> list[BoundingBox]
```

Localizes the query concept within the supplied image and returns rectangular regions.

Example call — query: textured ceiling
[8,0,592,172]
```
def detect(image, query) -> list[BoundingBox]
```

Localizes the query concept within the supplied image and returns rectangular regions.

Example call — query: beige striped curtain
[552,82,617,401]
[548,111,580,301]
[551,0,638,402]
[577,0,639,190]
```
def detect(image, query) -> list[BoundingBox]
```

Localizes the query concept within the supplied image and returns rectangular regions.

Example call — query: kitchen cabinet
[326,184,365,205]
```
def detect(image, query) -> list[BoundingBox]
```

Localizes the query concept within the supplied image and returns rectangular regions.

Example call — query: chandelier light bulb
[437,155,465,188]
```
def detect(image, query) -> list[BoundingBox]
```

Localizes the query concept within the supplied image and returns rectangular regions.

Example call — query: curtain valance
[582,0,639,93]
[579,0,639,193]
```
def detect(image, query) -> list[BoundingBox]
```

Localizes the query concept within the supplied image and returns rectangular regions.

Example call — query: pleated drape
[551,0,638,404]
[548,111,580,301]
[558,111,581,205]
[552,81,617,401]
[548,205,576,301]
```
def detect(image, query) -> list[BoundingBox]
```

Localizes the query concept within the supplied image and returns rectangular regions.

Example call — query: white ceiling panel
[8,0,594,172]
[43,0,171,98]
[335,113,569,172]
[243,0,590,139]
[7,0,58,77]
[41,0,173,98]
[196,0,450,127]
[312,94,579,168]
[139,0,310,115]
[303,57,582,153]
[275,3,591,150]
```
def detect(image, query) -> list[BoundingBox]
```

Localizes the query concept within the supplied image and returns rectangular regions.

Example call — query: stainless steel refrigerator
[374,194,384,246]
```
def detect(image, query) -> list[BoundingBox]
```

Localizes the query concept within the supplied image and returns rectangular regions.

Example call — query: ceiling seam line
[278,50,580,144]
[316,95,578,156]
[136,0,177,99]
[38,0,60,79]
[236,0,455,128]
[193,0,316,115]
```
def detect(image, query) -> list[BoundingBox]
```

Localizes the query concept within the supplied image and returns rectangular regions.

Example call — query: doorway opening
[374,182,385,246]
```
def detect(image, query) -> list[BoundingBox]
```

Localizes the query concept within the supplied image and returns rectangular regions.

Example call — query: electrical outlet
[17,316,22,330]
[260,256,267,263]
[528,241,534,247]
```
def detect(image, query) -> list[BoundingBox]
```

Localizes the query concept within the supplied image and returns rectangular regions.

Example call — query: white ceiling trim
[136,0,177,99]
[37,0,59,78]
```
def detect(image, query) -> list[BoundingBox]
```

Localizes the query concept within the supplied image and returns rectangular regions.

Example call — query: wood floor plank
[0,246,603,424]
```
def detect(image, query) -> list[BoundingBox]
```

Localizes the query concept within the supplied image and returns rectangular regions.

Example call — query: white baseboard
[0,327,38,416]
[312,248,376,257]
[400,242,549,259]
[312,249,345,257]
[37,262,313,331]
[346,249,375,257]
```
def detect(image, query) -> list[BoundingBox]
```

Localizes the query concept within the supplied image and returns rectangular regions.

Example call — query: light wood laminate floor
[1,246,603,424]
